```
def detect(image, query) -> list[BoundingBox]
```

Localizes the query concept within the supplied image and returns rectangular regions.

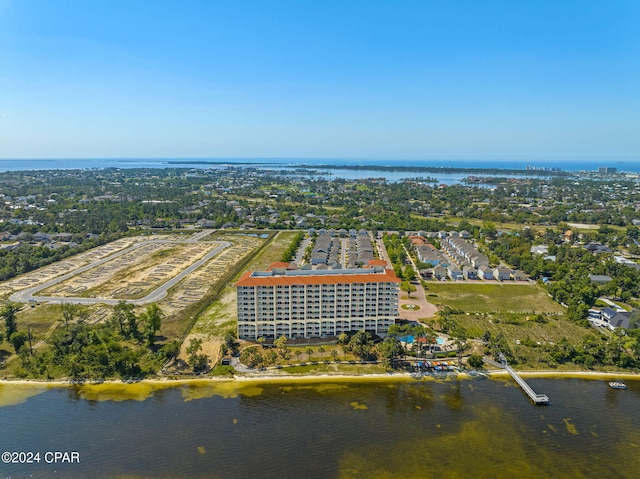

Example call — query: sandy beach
[1,368,637,408]
[1,368,639,388]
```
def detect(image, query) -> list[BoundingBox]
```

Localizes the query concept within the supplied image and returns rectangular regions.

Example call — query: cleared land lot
[38,241,222,300]
[425,282,564,313]
[2,231,267,343]
[160,233,264,336]
[0,236,144,298]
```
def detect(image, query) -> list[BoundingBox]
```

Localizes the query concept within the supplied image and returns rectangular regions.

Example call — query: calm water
[1,158,639,172]
[1,158,639,186]
[1,377,639,479]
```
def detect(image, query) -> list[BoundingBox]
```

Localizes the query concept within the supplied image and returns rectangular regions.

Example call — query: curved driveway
[10,235,231,306]
[376,237,437,320]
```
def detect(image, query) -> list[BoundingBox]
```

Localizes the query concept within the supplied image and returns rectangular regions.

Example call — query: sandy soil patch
[0,236,155,298]
[566,223,601,230]
[159,236,262,319]
[40,242,222,300]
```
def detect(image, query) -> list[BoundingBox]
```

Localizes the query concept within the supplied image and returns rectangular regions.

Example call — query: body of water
[1,157,638,172]
[1,377,639,479]
[1,158,639,186]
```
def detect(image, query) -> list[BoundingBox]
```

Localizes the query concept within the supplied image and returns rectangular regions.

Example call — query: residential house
[197,219,215,228]
[530,245,549,255]
[431,265,447,280]
[493,267,511,281]
[447,264,463,280]
[602,307,633,330]
[589,274,613,285]
[463,266,478,280]
[478,266,494,280]
[511,270,528,281]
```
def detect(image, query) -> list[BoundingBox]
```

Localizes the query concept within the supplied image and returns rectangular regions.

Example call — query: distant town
[1,164,640,381]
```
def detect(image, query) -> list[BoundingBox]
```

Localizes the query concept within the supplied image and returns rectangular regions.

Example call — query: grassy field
[248,230,300,271]
[445,312,594,345]
[435,217,549,232]
[421,281,600,369]
[447,312,603,370]
[425,282,564,313]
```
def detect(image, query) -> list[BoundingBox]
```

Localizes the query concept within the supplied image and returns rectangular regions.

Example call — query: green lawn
[445,312,593,345]
[248,230,300,271]
[426,282,603,370]
[445,312,603,370]
[426,283,564,313]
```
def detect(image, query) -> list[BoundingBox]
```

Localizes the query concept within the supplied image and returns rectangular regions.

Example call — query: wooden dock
[498,353,549,405]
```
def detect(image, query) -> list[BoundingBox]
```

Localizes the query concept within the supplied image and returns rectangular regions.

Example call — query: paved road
[375,238,391,264]
[293,236,312,267]
[340,238,348,266]
[422,279,536,286]
[9,232,230,306]
[598,297,626,310]
[187,229,215,242]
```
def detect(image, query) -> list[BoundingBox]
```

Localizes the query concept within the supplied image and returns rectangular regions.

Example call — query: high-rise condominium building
[235,261,400,340]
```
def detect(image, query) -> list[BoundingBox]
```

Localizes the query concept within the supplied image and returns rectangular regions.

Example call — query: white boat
[609,381,627,390]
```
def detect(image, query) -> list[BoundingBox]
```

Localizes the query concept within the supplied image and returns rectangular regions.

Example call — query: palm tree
[318,346,326,359]
[331,349,339,362]
[454,336,468,368]
[306,348,314,361]
[295,350,302,363]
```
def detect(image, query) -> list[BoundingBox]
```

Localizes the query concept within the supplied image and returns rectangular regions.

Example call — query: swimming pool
[399,335,446,345]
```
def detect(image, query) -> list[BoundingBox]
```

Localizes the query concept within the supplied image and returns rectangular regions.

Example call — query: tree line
[1,301,169,381]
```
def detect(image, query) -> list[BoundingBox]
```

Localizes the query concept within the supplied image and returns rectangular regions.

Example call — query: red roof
[268,262,293,270]
[368,259,389,267]
[235,268,401,287]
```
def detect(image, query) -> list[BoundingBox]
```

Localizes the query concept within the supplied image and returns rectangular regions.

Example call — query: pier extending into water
[498,353,549,405]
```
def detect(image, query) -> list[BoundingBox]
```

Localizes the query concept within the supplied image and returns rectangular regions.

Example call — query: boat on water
[609,381,627,390]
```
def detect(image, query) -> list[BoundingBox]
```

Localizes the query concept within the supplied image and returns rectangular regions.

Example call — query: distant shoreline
[165,160,570,176]
[2,158,636,174]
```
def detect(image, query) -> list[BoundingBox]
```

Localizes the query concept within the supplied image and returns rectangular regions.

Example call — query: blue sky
[0,0,638,160]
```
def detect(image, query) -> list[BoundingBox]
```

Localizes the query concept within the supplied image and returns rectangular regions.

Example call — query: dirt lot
[38,241,222,300]
[159,235,264,340]
[2,232,268,353]
[0,237,145,299]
